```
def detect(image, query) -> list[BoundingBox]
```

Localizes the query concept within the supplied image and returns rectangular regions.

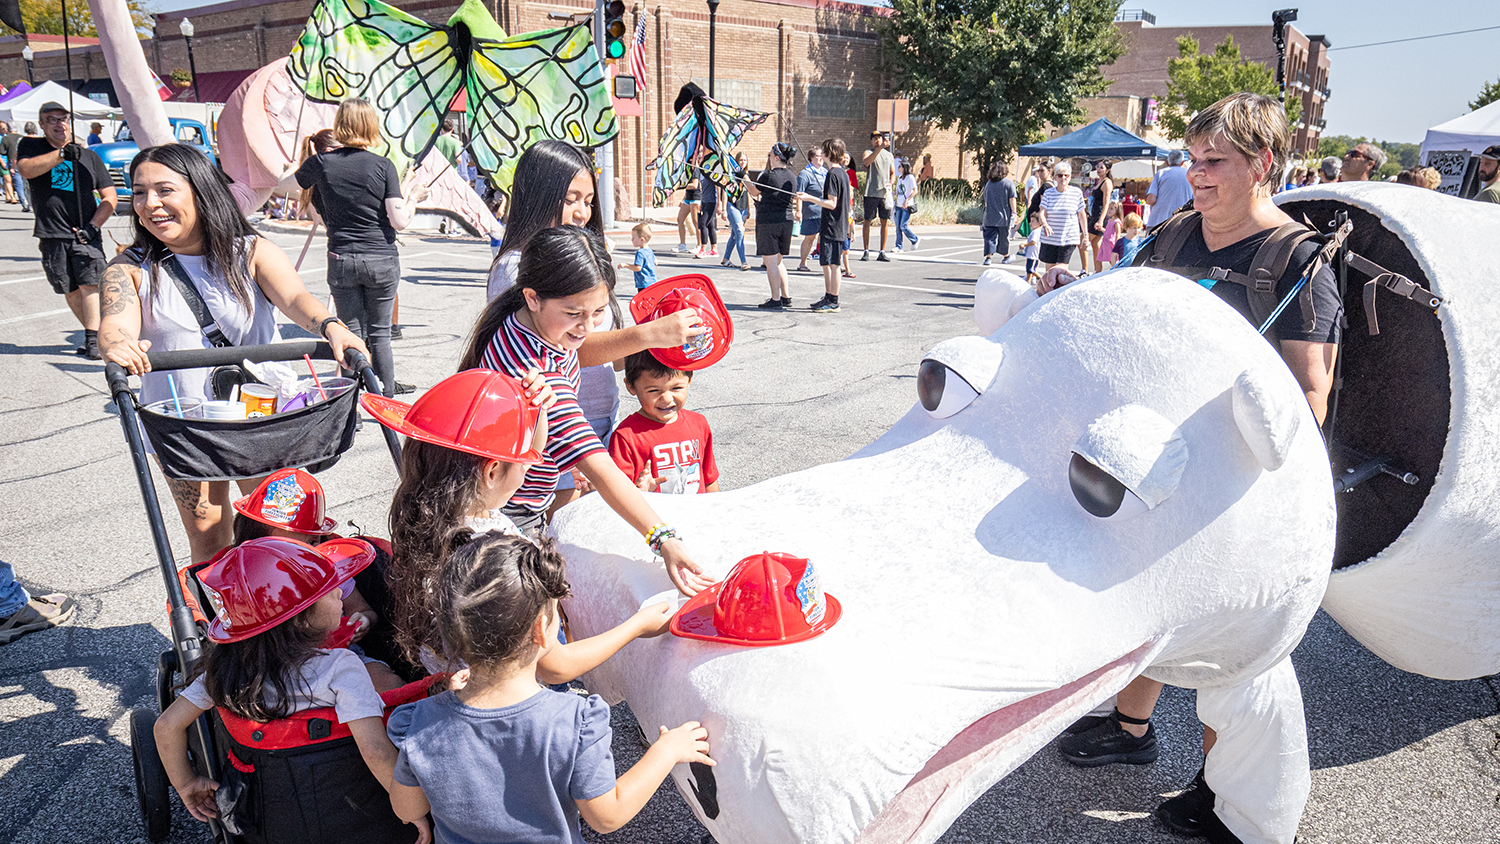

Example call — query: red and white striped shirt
[480,313,606,512]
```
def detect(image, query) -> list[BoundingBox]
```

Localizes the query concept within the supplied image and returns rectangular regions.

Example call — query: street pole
[594,0,616,227]
[61,0,75,126]
[21,45,33,85]
[181,19,200,103]
[707,0,719,98]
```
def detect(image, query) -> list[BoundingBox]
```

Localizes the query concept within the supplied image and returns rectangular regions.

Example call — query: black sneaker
[810,297,839,313]
[393,381,417,395]
[1063,714,1110,735]
[1156,767,1223,838]
[876,252,891,262]
[860,251,870,261]
[757,298,786,309]
[779,297,792,308]
[1058,713,1158,767]
[390,324,404,340]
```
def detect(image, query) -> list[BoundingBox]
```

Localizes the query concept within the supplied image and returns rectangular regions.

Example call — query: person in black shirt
[17,101,117,359]
[296,98,427,396]
[1039,92,1341,841]
[797,138,851,313]
[746,143,798,309]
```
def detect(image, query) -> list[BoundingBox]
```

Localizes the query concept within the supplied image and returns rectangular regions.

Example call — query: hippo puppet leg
[1196,656,1309,844]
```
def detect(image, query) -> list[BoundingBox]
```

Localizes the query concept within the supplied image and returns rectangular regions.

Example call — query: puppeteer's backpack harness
[1128,204,1444,492]
[1133,206,1442,338]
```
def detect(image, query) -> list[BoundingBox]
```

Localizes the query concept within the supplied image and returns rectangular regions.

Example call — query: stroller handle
[106,341,369,398]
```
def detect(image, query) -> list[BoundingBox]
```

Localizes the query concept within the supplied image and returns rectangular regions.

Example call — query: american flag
[625,14,649,92]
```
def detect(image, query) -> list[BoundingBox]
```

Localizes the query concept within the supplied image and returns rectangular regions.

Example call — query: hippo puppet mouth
[551,271,1334,844]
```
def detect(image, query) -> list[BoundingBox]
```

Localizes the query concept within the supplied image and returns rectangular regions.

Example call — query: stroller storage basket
[140,384,359,482]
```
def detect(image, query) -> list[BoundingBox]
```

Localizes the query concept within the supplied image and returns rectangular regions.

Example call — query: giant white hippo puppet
[550,183,1500,844]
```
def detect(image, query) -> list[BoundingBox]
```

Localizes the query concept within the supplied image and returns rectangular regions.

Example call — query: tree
[1,0,153,38]
[1473,78,1500,112]
[1157,35,1300,142]
[880,0,1125,177]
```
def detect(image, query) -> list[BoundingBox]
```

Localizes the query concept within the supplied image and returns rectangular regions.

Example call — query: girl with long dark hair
[152,537,430,843]
[486,139,704,513]
[462,225,713,596]
[99,143,368,564]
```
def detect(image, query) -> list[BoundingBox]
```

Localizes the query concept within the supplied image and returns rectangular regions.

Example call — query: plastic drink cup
[143,398,204,419]
[202,400,248,420]
[241,384,278,418]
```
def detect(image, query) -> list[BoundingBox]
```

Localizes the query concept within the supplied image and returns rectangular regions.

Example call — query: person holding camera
[17,101,116,360]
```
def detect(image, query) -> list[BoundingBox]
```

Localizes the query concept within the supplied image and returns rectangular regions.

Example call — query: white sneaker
[894,246,904,253]
[1001,255,1013,264]
[674,243,690,253]
[909,237,919,251]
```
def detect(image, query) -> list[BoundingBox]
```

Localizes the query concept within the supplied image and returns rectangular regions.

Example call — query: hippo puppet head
[552,269,1336,844]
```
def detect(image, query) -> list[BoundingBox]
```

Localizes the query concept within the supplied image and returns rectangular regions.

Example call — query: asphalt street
[0,204,1495,844]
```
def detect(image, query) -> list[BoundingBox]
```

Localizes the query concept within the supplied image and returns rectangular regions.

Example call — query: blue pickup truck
[92,117,217,201]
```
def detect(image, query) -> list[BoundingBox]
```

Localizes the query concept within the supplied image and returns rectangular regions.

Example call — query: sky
[146,0,1493,144]
[1112,0,1497,144]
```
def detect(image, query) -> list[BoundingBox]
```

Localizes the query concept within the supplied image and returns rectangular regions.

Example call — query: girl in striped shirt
[461,225,714,597]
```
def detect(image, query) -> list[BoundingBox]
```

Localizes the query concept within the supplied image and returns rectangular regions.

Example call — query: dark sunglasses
[1343,150,1370,163]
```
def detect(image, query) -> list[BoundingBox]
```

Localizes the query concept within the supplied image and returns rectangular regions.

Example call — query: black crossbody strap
[160,255,232,348]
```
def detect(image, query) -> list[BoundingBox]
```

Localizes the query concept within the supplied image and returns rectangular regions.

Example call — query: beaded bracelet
[646,524,678,556]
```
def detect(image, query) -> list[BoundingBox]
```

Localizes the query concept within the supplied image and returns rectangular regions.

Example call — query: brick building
[0,5,1332,204]
[0,0,980,208]
[1076,10,1331,157]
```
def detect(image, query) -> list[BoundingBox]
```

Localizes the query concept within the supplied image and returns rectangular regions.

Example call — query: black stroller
[106,340,414,843]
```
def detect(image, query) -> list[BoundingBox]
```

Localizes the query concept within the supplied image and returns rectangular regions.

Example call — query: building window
[806,85,865,120]
[691,78,762,111]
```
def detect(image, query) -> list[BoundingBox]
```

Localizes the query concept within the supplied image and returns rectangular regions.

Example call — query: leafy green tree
[1,0,153,38]
[1473,78,1500,112]
[1157,34,1300,141]
[880,0,1125,177]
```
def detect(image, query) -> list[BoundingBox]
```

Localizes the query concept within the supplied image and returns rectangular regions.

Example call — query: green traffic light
[607,40,627,58]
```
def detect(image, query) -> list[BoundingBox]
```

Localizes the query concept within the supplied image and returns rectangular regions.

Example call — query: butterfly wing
[287,0,462,170]
[646,95,769,205]
[465,23,619,192]
[645,104,702,207]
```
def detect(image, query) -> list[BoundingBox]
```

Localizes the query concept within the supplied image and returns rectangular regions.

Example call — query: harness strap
[1143,209,1200,270]
[160,255,233,348]
[1347,252,1442,335]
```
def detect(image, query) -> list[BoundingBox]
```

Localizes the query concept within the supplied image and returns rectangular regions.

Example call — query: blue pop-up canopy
[1019,118,1164,159]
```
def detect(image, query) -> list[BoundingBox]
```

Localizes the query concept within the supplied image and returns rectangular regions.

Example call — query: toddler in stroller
[154,536,432,844]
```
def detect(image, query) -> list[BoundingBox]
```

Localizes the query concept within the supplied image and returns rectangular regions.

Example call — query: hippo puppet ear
[1231,368,1304,471]
[974,270,1039,335]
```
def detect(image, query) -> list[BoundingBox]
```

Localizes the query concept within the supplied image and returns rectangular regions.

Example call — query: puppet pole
[295,223,318,271]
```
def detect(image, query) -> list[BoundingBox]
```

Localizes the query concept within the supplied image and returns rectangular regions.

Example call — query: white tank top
[138,238,281,408]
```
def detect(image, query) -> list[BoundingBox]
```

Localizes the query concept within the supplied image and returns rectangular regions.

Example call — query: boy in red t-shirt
[609,352,720,494]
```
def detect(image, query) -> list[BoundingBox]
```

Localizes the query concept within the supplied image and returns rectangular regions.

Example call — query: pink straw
[303,354,328,401]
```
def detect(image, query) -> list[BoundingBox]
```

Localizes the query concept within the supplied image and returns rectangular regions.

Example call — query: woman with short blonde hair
[332,98,383,149]
[296,97,428,396]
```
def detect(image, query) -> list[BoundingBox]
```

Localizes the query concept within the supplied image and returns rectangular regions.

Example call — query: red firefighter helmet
[628,274,734,371]
[199,537,375,643]
[671,551,842,646]
[232,468,339,536]
[362,369,545,464]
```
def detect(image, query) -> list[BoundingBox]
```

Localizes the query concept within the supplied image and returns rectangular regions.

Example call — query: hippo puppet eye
[1069,405,1189,520]
[918,336,1004,419]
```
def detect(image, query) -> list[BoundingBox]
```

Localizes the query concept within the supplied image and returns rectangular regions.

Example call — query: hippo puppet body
[553,185,1500,844]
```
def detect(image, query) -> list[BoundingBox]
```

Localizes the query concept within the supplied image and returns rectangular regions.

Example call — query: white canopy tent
[1420,99,1500,160]
[0,81,115,128]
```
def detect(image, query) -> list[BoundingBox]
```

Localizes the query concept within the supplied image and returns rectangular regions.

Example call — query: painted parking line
[0,275,44,286]
[0,307,70,326]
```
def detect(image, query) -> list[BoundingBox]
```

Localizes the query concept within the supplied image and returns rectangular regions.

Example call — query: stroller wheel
[130,705,172,842]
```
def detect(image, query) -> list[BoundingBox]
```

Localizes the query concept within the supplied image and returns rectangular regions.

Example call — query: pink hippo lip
[857,643,1155,844]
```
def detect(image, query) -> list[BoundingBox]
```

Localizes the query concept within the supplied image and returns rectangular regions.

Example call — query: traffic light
[604,0,627,61]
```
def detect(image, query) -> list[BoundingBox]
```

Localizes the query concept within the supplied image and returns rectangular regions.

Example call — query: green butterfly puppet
[288,0,618,191]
